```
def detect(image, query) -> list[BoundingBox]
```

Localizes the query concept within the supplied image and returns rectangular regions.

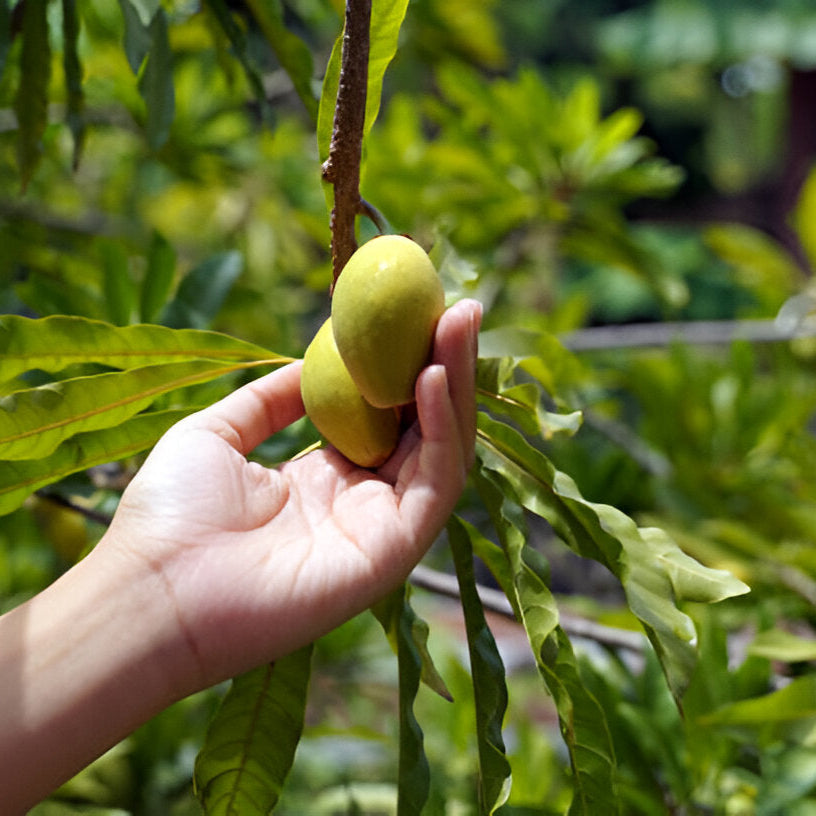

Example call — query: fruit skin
[331,235,444,408]
[301,318,400,468]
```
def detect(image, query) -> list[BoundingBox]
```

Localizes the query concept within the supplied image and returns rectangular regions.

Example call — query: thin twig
[321,0,371,289]
[410,564,646,654]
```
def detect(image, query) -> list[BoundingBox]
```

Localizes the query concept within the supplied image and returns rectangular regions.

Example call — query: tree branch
[321,0,371,289]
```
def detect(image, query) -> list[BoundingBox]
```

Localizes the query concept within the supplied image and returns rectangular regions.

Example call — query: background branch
[321,0,372,288]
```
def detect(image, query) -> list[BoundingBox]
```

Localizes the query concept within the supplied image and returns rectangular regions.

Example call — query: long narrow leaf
[246,0,318,121]
[0,408,193,516]
[193,648,313,814]
[372,585,430,815]
[475,471,620,816]
[317,0,410,165]
[476,412,749,702]
[0,359,274,461]
[448,516,512,814]
[138,7,175,150]
[14,0,50,191]
[61,0,85,169]
[0,315,284,381]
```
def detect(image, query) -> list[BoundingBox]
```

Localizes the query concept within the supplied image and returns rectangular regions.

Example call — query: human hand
[102,298,481,692]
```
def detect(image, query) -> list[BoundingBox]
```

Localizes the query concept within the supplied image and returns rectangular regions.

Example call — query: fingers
[192,361,305,455]
[396,299,481,542]
[431,298,482,470]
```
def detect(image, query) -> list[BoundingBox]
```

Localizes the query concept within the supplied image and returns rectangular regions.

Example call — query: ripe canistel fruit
[301,318,400,468]
[331,235,445,408]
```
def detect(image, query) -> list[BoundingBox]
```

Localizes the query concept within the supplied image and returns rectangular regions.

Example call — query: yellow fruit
[331,235,445,408]
[301,318,400,468]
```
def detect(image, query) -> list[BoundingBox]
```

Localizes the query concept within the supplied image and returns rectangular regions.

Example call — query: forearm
[0,539,192,813]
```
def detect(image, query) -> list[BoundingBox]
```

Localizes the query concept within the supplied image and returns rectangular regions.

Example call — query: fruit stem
[321,0,371,292]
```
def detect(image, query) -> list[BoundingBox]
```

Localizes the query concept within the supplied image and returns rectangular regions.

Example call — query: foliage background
[3,0,816,813]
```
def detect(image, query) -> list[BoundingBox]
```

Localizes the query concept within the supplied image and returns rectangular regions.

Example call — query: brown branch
[321,0,372,290]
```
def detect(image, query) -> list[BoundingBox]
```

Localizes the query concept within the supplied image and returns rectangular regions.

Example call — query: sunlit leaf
[476,413,749,702]
[448,516,512,814]
[474,472,620,815]
[14,0,50,191]
[0,358,274,461]
[193,648,313,813]
[700,675,816,727]
[749,629,816,663]
[0,314,283,381]
[317,0,410,166]
[0,408,192,516]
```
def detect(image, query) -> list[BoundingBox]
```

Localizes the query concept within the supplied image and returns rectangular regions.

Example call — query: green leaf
[0,314,283,381]
[749,629,816,663]
[138,7,174,151]
[14,0,51,191]
[140,231,177,323]
[371,585,430,815]
[0,408,192,516]
[101,240,136,326]
[194,648,313,814]
[245,0,318,121]
[0,358,273,461]
[474,473,619,815]
[160,251,244,329]
[700,675,816,728]
[61,0,85,170]
[203,0,272,123]
[123,0,160,27]
[0,0,11,79]
[448,517,512,814]
[119,0,153,73]
[371,584,452,702]
[476,413,749,703]
[317,0,410,165]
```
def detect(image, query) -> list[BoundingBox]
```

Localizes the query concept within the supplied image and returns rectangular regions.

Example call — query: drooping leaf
[160,251,244,329]
[119,0,153,73]
[193,648,313,814]
[0,314,283,381]
[203,0,272,122]
[748,629,816,663]
[448,516,512,814]
[0,408,193,516]
[317,0,410,165]
[123,0,160,27]
[0,0,11,78]
[246,0,318,121]
[371,584,430,815]
[0,358,274,461]
[61,0,85,169]
[140,231,177,323]
[138,7,174,150]
[101,240,137,326]
[474,472,620,815]
[476,412,750,703]
[371,583,452,702]
[14,0,51,191]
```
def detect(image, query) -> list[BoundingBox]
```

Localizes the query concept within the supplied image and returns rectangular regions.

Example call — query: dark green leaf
[14,0,51,191]
[0,0,11,79]
[246,0,318,121]
[161,251,244,329]
[371,585,430,815]
[101,240,136,326]
[119,0,153,73]
[138,7,174,151]
[140,231,177,323]
[448,516,512,814]
[194,648,313,814]
[0,408,192,516]
[0,358,273,461]
[61,0,85,169]
[203,0,272,122]
[475,472,620,815]
[0,314,283,381]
